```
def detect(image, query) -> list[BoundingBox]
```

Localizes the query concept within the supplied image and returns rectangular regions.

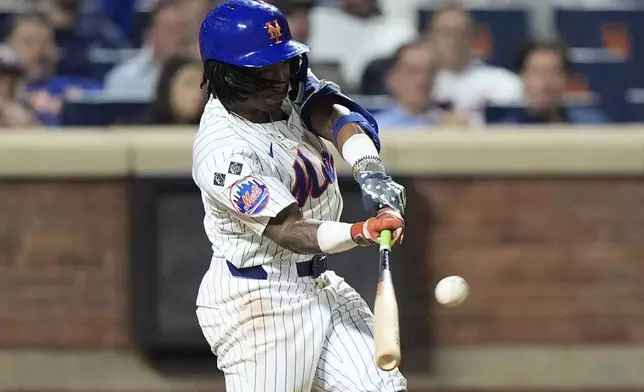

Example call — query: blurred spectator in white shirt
[103,0,188,100]
[272,0,347,83]
[271,0,313,44]
[425,4,523,126]
[374,42,441,128]
[307,0,416,93]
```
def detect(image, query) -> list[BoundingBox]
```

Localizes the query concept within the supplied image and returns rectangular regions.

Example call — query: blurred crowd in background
[0,0,642,129]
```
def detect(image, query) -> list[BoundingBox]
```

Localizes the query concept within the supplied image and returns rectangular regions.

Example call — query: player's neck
[231,107,288,124]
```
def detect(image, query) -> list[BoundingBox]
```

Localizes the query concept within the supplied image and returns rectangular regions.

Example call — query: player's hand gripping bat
[374,229,401,371]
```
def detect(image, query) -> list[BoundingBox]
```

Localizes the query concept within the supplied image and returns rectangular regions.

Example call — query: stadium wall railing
[1,127,644,392]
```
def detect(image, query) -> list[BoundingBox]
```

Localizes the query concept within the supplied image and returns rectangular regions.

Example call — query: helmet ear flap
[290,55,303,75]
[290,53,309,80]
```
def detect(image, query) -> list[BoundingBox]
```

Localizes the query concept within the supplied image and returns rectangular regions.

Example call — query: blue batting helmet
[199,0,310,68]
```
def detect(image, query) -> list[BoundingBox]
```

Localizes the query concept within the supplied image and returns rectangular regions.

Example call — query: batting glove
[356,171,407,217]
[350,209,404,247]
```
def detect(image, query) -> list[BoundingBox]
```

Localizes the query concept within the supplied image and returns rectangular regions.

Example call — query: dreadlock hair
[201,57,303,112]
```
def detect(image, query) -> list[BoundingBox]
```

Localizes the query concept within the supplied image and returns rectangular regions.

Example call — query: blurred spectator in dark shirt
[44,0,132,78]
[374,42,467,129]
[0,45,39,128]
[359,57,390,95]
[6,14,102,126]
[147,57,205,125]
[308,0,415,92]
[103,0,187,100]
[425,4,523,126]
[496,38,608,125]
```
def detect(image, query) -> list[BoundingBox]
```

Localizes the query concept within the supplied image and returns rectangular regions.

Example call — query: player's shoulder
[196,98,240,138]
[193,130,256,170]
[195,98,261,151]
[192,134,262,188]
[192,99,268,176]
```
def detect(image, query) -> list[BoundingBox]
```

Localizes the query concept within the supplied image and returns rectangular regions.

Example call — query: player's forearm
[265,204,357,255]
[267,216,324,254]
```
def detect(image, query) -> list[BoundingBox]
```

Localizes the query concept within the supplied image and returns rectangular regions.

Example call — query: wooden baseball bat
[374,229,401,371]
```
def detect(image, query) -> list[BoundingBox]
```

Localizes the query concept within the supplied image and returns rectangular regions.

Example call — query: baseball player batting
[192,1,407,391]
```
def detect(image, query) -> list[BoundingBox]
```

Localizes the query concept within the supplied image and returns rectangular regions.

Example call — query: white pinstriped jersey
[193,97,407,392]
[192,97,343,269]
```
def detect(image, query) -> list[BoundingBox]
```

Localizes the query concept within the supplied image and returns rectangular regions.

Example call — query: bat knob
[377,353,400,371]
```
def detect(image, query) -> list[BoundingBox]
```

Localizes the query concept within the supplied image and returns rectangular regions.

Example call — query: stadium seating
[484,101,610,125]
[0,12,10,40]
[555,8,644,122]
[567,62,635,123]
[61,95,151,126]
[625,87,644,122]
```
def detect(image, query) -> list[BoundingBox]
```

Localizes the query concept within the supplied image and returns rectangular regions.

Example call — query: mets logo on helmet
[230,177,270,215]
[266,20,283,44]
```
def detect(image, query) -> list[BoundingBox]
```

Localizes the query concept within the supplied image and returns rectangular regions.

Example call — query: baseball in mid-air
[434,276,469,307]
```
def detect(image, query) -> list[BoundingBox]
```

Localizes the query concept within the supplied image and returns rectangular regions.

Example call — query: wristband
[317,221,358,254]
[331,112,370,147]
[341,133,385,178]
[341,133,379,166]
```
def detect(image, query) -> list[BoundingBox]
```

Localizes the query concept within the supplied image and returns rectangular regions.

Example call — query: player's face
[249,60,292,112]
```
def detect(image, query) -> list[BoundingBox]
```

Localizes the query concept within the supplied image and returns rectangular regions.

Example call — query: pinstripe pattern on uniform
[194,97,407,391]
[196,260,407,391]
[193,98,342,268]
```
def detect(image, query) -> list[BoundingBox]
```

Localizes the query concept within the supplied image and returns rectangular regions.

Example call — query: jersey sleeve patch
[229,176,270,216]
[228,161,244,175]
[213,172,226,186]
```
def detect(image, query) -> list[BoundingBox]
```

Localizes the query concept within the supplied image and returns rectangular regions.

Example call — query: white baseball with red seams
[434,276,469,307]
